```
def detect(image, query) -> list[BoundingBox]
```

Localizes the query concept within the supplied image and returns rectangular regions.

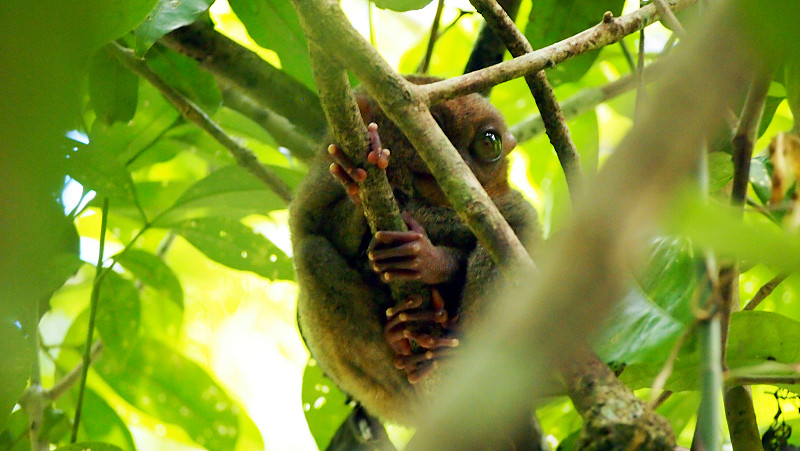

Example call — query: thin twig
[727,375,800,386]
[619,39,637,72]
[108,42,293,204]
[649,321,699,407]
[510,60,665,143]
[634,1,647,121]
[71,198,109,443]
[419,0,445,74]
[420,0,697,104]
[48,341,104,402]
[470,0,584,201]
[743,274,789,310]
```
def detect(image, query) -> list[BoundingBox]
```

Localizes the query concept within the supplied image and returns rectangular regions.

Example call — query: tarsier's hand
[369,211,460,285]
[328,122,391,204]
[384,287,459,384]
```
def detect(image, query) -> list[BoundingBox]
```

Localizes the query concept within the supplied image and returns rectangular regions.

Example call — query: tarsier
[290,76,540,426]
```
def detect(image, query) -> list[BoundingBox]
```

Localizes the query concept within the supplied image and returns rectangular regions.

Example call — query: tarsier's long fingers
[396,348,459,385]
[328,123,390,203]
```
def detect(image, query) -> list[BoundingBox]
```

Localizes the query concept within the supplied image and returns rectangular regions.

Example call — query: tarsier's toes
[366,122,390,170]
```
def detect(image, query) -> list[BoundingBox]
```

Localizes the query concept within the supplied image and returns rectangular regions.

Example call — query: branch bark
[160,19,327,139]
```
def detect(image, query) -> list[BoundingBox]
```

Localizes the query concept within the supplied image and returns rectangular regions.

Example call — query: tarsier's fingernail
[399,313,408,321]
[384,149,390,156]
[327,144,336,154]
[386,308,394,317]
[368,122,378,130]
[425,351,434,359]
[403,330,412,338]
[451,339,460,347]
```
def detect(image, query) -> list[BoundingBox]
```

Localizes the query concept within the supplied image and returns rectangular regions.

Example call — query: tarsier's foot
[384,287,459,384]
[328,122,390,204]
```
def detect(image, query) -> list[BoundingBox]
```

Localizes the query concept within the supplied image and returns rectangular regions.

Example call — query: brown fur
[289,79,540,425]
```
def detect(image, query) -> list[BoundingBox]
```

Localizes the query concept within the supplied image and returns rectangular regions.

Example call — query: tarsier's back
[289,78,540,425]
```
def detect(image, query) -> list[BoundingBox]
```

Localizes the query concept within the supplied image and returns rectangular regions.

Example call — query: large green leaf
[89,47,138,125]
[784,46,800,122]
[153,165,286,226]
[66,143,139,211]
[0,312,34,431]
[173,217,293,280]
[146,45,221,115]
[95,272,141,353]
[595,286,684,365]
[0,409,31,451]
[524,0,625,86]
[133,0,214,57]
[227,0,314,89]
[116,249,183,310]
[372,0,433,12]
[95,338,262,451]
[301,359,352,450]
[636,237,699,325]
[621,311,800,391]
[89,82,180,167]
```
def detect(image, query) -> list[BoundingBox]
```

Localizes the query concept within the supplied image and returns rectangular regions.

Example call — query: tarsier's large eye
[470,130,503,162]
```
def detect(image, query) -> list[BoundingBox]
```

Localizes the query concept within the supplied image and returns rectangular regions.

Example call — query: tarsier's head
[357,76,515,205]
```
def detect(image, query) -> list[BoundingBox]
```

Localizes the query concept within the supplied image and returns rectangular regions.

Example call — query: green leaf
[82,1,160,51]
[637,237,699,325]
[73,391,136,451]
[89,82,180,167]
[96,272,141,353]
[38,407,71,445]
[54,443,124,451]
[785,51,800,124]
[727,311,800,368]
[749,155,772,205]
[667,193,800,274]
[0,409,30,451]
[525,0,625,86]
[133,0,214,57]
[0,310,35,432]
[707,151,734,193]
[227,0,314,89]
[758,96,786,138]
[146,45,221,115]
[174,217,294,280]
[117,249,183,310]
[154,165,286,226]
[89,47,138,125]
[372,0,433,12]
[301,359,352,450]
[66,143,139,210]
[95,338,258,451]
[595,285,684,365]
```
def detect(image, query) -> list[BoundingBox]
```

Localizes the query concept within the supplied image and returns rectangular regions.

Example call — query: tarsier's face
[365,85,514,205]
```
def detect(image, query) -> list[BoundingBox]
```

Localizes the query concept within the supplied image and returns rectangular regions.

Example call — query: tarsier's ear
[356,95,374,125]
[505,131,517,154]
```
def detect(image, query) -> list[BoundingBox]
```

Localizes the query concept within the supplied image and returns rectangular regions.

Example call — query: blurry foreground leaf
[134,0,214,57]
[301,359,352,450]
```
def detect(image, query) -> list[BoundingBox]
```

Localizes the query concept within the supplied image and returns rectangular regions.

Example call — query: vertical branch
[469,0,584,201]
[635,1,647,120]
[71,198,109,443]
[719,72,771,451]
[419,0,445,74]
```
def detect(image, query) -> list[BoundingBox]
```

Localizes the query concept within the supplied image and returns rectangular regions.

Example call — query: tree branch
[160,19,327,139]
[109,42,293,204]
[743,273,788,310]
[419,0,697,104]
[219,82,317,162]
[510,60,665,143]
[470,0,584,202]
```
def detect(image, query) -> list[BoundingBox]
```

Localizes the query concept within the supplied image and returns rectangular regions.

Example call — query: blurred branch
[160,19,327,139]
[109,42,293,204]
[220,82,318,162]
[408,1,755,448]
[511,61,664,143]
[652,0,687,38]
[420,0,697,104]
[47,341,104,402]
[743,273,788,310]
[470,0,584,203]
